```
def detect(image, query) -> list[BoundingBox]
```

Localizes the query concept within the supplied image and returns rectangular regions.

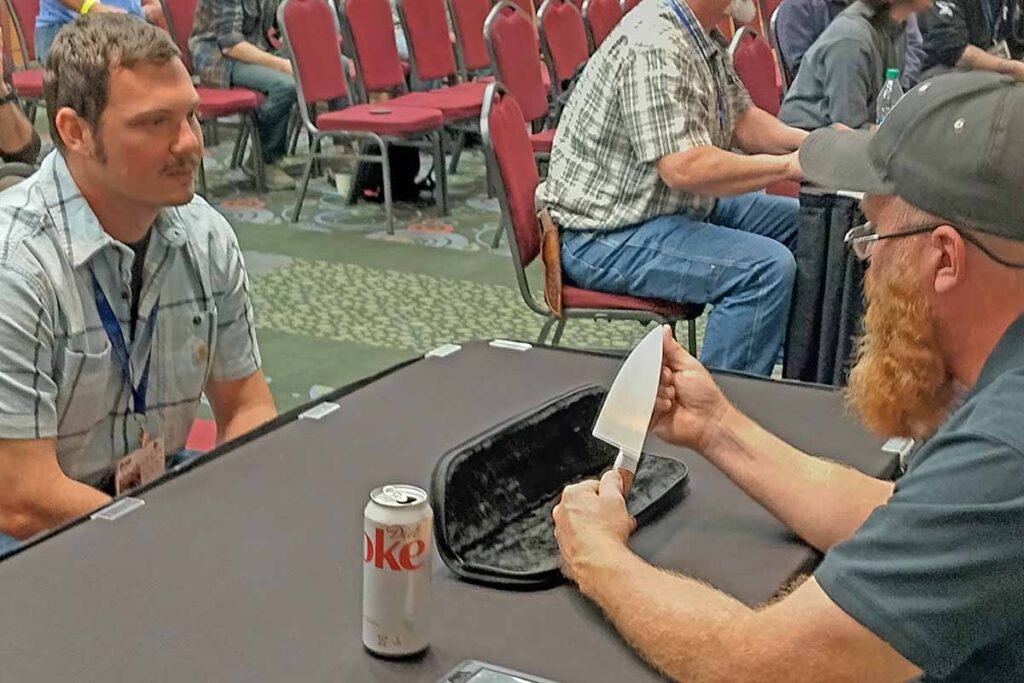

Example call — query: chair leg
[433,132,449,216]
[249,115,267,193]
[229,121,246,169]
[381,142,395,235]
[687,319,698,356]
[448,130,465,175]
[287,108,302,156]
[551,318,568,346]
[292,146,318,223]
[537,317,556,344]
[491,216,505,250]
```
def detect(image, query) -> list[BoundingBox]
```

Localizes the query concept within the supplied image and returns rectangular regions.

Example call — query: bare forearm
[223,41,287,72]
[0,86,35,154]
[732,108,807,155]
[702,407,893,552]
[957,45,1017,74]
[2,477,110,540]
[660,147,798,197]
[216,402,276,445]
[581,544,751,682]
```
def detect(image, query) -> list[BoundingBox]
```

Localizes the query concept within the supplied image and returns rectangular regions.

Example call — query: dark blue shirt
[815,315,1024,681]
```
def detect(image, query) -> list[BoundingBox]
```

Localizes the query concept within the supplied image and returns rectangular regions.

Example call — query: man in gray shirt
[554,72,1024,680]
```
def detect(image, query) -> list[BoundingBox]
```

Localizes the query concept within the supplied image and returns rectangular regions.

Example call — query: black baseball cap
[799,72,1024,242]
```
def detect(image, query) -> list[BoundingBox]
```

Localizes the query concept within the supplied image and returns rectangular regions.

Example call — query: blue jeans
[34,24,62,63]
[561,193,799,376]
[229,61,297,165]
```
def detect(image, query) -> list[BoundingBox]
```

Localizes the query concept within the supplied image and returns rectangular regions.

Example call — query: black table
[0,342,896,682]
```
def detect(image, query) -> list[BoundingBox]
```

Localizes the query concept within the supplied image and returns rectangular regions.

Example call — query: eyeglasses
[844,221,1024,268]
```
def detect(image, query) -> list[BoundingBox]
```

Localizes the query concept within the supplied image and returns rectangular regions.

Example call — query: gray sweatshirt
[779,1,907,130]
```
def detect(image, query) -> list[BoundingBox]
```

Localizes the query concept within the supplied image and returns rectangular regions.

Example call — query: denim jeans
[34,24,61,63]
[229,61,297,165]
[561,192,799,376]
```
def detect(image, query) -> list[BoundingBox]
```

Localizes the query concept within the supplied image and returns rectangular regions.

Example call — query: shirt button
[121,291,129,300]
[193,315,202,325]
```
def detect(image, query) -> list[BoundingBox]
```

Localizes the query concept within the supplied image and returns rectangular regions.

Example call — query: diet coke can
[362,484,433,658]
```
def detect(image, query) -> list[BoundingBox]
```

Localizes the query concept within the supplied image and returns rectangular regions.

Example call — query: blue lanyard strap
[667,0,728,133]
[91,271,158,416]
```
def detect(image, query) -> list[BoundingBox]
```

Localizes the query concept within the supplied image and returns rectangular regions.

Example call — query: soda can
[362,484,432,658]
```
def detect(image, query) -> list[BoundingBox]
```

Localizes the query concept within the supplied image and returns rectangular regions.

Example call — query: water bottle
[876,68,904,124]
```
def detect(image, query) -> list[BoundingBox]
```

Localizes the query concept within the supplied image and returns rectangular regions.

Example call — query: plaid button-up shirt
[0,152,261,490]
[190,0,279,87]
[538,0,753,231]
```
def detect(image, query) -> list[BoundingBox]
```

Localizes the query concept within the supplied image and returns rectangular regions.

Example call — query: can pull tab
[382,485,413,505]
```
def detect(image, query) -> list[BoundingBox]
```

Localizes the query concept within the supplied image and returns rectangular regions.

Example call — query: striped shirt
[0,151,261,491]
[538,0,752,231]
[190,0,280,88]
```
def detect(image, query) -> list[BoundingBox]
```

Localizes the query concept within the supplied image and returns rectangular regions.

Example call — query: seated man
[0,15,277,548]
[919,0,1024,78]
[776,0,925,86]
[34,0,164,62]
[190,0,298,190]
[538,0,808,376]
[0,26,41,191]
[554,72,1024,681]
[779,0,933,131]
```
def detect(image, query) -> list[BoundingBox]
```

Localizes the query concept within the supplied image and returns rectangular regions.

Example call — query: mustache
[162,155,202,175]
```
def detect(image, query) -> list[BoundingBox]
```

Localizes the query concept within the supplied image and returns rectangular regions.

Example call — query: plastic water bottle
[876,68,904,124]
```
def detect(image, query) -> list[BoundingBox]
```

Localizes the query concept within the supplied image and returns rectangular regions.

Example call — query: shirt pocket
[56,341,114,439]
[161,306,219,405]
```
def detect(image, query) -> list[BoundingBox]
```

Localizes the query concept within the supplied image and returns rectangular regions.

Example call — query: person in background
[34,0,164,62]
[0,25,40,190]
[779,0,933,130]
[919,0,1024,78]
[776,0,926,86]
[0,15,277,553]
[190,0,298,190]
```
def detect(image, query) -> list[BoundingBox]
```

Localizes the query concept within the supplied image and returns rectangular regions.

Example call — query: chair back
[730,26,781,116]
[537,0,587,88]
[768,5,794,88]
[340,0,407,94]
[582,0,621,51]
[399,0,459,82]
[485,1,548,123]
[620,0,640,12]
[481,82,542,271]
[448,0,492,74]
[6,0,39,63]
[159,0,200,73]
[279,0,351,114]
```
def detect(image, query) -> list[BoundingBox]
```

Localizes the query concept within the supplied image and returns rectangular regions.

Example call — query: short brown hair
[43,14,181,153]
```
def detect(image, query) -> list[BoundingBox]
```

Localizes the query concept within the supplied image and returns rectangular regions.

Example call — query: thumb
[599,468,627,500]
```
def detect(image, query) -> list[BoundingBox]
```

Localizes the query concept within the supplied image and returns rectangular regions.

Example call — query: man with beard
[537,0,808,377]
[0,15,277,550]
[553,71,1024,680]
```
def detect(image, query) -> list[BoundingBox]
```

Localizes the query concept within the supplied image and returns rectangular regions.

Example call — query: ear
[930,225,966,295]
[54,107,92,155]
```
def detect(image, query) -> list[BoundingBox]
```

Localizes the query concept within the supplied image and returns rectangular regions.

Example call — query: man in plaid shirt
[538,0,809,376]
[0,16,277,550]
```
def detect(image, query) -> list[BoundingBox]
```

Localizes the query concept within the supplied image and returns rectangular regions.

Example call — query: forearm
[957,44,1016,73]
[661,146,797,197]
[222,41,286,71]
[0,85,36,155]
[1,476,110,540]
[216,401,276,445]
[702,407,894,552]
[732,108,807,155]
[580,543,752,682]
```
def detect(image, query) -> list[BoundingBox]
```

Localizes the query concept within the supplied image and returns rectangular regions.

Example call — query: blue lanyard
[91,271,158,416]
[667,0,728,133]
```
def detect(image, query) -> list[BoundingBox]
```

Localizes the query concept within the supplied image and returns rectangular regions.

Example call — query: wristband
[80,0,98,14]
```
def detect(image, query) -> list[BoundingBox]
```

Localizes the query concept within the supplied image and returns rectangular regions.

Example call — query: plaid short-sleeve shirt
[538,0,753,231]
[190,0,279,87]
[0,152,262,490]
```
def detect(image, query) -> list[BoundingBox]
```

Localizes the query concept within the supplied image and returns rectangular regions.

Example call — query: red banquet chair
[448,0,494,79]
[730,26,797,198]
[582,0,622,52]
[279,0,448,232]
[481,81,704,350]
[4,0,44,121]
[161,0,267,193]
[620,0,641,11]
[537,0,589,96]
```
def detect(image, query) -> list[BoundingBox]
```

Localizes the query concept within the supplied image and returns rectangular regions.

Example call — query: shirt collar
[34,150,188,269]
[971,314,1024,395]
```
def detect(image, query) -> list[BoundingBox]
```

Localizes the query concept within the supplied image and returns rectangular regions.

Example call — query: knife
[592,325,664,494]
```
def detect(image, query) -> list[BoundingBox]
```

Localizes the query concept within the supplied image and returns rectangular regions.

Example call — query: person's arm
[650,327,892,551]
[958,44,1024,77]
[656,146,803,198]
[212,1,292,75]
[140,0,166,27]
[0,83,39,164]
[902,14,926,87]
[731,106,808,154]
[204,370,276,445]
[553,471,921,683]
[0,438,110,539]
[56,0,126,13]
[817,37,876,129]
[222,41,292,75]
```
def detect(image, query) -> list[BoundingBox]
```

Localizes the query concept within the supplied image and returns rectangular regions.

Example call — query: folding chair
[161,0,267,194]
[4,0,43,122]
[730,26,797,198]
[768,6,795,90]
[448,0,494,79]
[581,0,622,52]
[537,0,588,96]
[279,0,448,232]
[481,82,703,350]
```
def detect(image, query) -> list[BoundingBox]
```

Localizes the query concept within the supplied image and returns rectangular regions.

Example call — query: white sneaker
[262,164,296,191]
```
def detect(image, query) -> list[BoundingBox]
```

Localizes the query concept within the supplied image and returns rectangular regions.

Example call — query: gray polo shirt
[815,315,1024,681]
[0,151,261,491]
[779,1,907,130]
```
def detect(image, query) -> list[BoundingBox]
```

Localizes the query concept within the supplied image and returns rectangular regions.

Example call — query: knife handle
[617,468,635,495]
[613,450,639,496]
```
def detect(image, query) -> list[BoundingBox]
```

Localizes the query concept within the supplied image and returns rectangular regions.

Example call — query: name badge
[114,437,166,495]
